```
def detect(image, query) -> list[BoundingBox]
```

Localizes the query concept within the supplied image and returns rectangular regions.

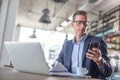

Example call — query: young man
[55,10,112,79]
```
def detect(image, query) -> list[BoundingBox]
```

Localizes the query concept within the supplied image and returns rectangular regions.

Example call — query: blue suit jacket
[56,35,112,79]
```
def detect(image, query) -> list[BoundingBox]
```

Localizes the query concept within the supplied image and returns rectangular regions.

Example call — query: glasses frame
[73,20,89,26]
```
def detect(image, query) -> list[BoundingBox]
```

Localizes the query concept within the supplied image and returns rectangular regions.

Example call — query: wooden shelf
[106,41,120,44]
[88,5,120,36]
[107,48,120,51]
[88,5,120,51]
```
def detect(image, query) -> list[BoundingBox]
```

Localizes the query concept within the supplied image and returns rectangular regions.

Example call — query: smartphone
[89,42,99,50]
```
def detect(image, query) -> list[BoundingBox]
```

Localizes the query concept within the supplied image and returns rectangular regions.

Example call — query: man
[55,10,112,79]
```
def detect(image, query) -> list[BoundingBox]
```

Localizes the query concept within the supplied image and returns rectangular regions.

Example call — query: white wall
[0,0,19,66]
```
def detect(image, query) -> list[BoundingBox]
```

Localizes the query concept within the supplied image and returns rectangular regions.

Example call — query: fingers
[86,48,100,62]
[86,51,94,60]
[88,49,96,55]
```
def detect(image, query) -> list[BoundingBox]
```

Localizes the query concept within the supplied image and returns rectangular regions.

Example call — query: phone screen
[89,42,99,50]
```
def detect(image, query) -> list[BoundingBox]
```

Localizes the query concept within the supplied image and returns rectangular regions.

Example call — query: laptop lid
[4,42,49,75]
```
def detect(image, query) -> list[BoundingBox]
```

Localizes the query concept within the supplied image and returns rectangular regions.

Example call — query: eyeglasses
[73,20,88,26]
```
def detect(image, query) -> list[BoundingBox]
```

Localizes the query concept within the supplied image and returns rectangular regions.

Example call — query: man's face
[71,15,87,36]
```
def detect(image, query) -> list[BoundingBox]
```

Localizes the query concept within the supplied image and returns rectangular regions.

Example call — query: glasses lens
[74,20,88,25]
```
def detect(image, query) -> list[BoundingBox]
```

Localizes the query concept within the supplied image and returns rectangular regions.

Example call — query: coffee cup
[76,67,88,76]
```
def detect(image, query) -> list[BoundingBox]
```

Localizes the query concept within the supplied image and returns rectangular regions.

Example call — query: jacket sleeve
[98,38,112,77]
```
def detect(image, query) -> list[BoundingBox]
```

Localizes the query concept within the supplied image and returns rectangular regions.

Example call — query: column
[0,0,19,66]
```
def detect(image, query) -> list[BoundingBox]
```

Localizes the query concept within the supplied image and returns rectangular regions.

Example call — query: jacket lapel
[65,40,74,72]
[68,41,74,70]
[82,35,92,65]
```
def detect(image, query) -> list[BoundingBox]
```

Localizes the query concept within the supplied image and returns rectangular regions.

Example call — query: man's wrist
[96,57,103,67]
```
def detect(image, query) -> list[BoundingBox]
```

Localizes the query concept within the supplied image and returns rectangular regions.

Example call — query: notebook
[4,42,90,78]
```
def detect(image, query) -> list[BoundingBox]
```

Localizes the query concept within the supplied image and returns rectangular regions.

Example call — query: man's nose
[79,22,85,27]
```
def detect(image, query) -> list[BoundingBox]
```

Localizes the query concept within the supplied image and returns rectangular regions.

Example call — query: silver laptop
[4,42,90,78]
[4,42,50,75]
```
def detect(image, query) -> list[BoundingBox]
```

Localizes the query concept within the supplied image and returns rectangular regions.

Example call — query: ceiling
[16,0,120,34]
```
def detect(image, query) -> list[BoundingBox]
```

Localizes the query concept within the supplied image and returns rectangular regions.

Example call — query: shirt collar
[72,34,88,44]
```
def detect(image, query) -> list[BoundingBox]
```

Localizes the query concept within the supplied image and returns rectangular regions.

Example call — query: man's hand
[86,48,103,67]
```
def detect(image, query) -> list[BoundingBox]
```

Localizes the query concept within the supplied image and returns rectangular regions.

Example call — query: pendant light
[29,28,36,38]
[39,0,51,23]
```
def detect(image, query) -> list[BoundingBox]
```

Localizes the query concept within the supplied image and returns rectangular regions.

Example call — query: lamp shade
[39,14,51,23]
[53,0,68,3]
[39,8,51,23]
[88,0,98,3]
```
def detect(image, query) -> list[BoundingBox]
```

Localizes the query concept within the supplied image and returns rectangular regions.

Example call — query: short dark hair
[72,10,87,21]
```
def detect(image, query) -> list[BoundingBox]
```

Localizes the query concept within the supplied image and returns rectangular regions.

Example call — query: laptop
[4,42,90,78]
[4,42,50,75]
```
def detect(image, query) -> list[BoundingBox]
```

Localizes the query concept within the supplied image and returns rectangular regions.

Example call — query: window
[19,27,74,66]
